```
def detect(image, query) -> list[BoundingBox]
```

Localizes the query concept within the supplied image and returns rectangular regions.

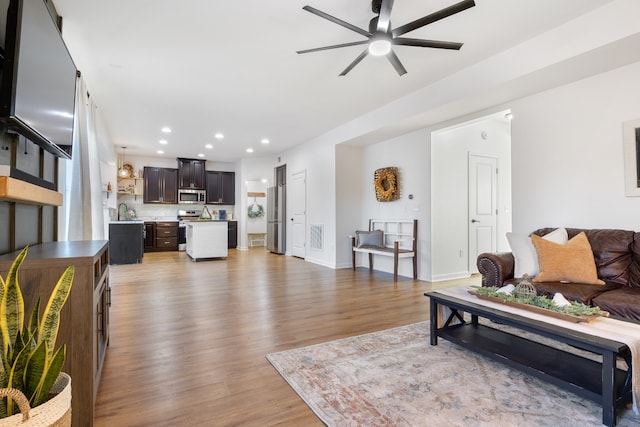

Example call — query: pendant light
[118,146,130,178]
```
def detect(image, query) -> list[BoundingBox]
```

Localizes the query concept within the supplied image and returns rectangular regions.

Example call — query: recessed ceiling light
[161,127,171,133]
[159,139,168,145]
[197,153,205,158]
[246,148,254,153]
[157,150,164,154]
[261,138,270,144]
[205,144,213,149]
[261,178,268,183]
[214,133,224,139]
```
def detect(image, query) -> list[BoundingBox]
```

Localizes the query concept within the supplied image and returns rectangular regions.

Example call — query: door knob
[471,219,480,223]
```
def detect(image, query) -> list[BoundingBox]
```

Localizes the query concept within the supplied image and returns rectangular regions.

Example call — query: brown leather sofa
[477,228,640,321]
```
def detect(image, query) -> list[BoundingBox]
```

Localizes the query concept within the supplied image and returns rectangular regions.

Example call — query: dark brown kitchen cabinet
[206,171,235,204]
[178,158,206,189]
[143,221,178,252]
[155,221,179,251]
[228,220,237,248]
[143,167,178,204]
[144,222,155,250]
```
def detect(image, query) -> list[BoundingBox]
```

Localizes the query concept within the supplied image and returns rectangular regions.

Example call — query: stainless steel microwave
[178,189,206,204]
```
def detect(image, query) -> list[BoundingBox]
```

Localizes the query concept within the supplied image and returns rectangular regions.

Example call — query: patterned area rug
[267,322,640,427]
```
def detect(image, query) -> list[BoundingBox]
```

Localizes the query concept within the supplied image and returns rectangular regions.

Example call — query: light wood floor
[95,249,478,426]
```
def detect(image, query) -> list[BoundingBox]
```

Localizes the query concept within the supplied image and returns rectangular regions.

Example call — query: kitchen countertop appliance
[178,189,206,204]
[177,209,199,251]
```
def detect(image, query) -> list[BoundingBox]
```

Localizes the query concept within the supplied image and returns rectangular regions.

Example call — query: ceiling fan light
[368,38,391,56]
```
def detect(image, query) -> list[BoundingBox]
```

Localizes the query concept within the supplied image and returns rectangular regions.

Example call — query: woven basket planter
[0,373,71,427]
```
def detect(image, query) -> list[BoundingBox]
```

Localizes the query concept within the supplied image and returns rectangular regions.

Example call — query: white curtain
[62,75,105,241]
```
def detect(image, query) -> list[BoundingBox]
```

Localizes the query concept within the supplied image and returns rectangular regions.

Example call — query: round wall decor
[374,167,400,202]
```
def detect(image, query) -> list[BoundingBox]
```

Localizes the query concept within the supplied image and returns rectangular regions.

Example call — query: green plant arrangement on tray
[473,286,604,317]
[0,246,74,421]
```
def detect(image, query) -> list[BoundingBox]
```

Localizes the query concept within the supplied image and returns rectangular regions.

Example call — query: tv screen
[0,0,77,159]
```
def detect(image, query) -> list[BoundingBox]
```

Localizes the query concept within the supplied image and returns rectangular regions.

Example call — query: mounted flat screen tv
[0,0,77,159]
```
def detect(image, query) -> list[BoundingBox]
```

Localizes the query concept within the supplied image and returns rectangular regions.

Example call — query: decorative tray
[468,290,609,323]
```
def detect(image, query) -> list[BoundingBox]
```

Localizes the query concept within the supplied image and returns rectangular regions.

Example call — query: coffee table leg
[471,314,478,325]
[430,298,438,346]
[602,351,616,427]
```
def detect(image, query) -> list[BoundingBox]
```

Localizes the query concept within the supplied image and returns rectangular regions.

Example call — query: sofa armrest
[477,252,515,287]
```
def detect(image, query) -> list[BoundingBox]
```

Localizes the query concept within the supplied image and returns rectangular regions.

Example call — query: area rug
[266,321,640,427]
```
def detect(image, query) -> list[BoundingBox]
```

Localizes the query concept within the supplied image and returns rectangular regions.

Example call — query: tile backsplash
[114,195,234,221]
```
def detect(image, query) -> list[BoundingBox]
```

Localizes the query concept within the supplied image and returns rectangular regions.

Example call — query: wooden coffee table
[425,289,633,427]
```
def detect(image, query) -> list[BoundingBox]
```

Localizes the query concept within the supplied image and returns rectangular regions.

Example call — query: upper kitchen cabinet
[206,171,235,205]
[178,158,206,189]
[143,167,178,204]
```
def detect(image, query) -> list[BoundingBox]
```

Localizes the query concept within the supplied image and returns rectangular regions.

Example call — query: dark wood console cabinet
[0,241,110,427]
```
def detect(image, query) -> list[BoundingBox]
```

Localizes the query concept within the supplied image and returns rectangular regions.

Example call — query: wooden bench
[351,219,418,281]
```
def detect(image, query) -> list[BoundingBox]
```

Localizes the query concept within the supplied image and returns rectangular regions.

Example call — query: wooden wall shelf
[0,176,63,206]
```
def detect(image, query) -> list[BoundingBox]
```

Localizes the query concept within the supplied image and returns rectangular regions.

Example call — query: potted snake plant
[0,246,73,425]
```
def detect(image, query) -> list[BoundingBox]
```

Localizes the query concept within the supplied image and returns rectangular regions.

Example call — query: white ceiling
[52,0,613,162]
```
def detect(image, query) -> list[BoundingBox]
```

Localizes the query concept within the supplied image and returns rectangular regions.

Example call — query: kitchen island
[186,220,228,261]
[109,220,144,264]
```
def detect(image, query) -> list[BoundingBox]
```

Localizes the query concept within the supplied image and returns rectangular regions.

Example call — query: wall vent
[310,224,323,250]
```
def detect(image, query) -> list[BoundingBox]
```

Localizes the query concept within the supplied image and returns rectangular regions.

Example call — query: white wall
[357,129,431,279]
[431,113,512,280]
[215,59,640,281]
[335,145,363,268]
[510,60,640,233]
[279,140,336,268]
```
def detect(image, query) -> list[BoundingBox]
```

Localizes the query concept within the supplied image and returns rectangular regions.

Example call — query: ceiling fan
[297,0,475,76]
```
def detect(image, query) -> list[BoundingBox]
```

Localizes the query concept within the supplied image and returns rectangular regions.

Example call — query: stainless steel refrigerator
[267,185,285,254]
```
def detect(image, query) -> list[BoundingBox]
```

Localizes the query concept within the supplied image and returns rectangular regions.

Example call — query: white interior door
[468,154,497,273]
[290,170,306,258]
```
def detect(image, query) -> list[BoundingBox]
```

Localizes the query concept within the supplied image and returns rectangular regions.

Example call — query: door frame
[290,170,306,259]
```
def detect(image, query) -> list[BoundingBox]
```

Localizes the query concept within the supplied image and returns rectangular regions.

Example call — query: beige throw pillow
[531,231,604,285]
[507,227,568,278]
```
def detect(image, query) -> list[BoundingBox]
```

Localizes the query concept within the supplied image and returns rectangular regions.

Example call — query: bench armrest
[477,252,515,287]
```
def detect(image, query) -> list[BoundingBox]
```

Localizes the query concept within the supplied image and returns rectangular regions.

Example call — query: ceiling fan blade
[303,6,372,38]
[339,49,369,76]
[297,40,369,54]
[393,37,463,50]
[386,50,407,76]
[376,0,395,33]
[392,0,475,37]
